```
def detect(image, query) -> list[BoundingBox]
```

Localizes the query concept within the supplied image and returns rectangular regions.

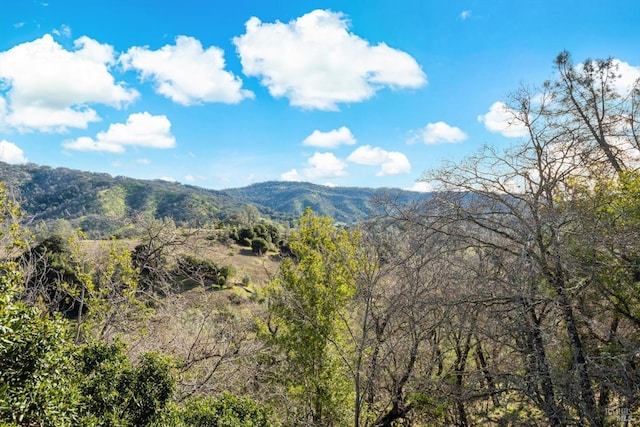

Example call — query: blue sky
[1,0,639,191]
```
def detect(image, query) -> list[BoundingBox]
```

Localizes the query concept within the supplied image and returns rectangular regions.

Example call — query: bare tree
[386,52,640,426]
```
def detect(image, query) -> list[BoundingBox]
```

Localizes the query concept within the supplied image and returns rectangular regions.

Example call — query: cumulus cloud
[121,36,253,105]
[0,140,28,164]
[63,112,175,153]
[478,101,528,138]
[347,145,411,176]
[460,10,471,20]
[281,168,302,181]
[411,121,467,145]
[63,136,125,153]
[281,152,348,181]
[304,152,348,178]
[302,126,356,148]
[406,181,435,193]
[0,34,138,132]
[234,9,426,110]
[608,59,640,95]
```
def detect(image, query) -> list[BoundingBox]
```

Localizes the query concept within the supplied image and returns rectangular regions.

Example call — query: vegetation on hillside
[223,181,432,225]
[0,163,434,239]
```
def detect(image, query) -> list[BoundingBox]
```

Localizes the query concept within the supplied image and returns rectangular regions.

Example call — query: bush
[241,274,251,286]
[76,341,176,426]
[251,238,269,255]
[181,392,274,427]
[0,266,81,426]
[218,265,236,287]
[177,255,235,288]
[237,227,255,242]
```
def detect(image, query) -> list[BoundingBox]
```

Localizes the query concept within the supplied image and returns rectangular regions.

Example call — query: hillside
[222,181,432,224]
[0,162,433,234]
[0,162,250,235]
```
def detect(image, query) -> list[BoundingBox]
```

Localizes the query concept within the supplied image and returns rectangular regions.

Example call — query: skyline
[1,1,639,190]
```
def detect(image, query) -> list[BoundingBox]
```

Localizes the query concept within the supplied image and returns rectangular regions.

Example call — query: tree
[361,206,486,426]
[0,262,81,426]
[0,183,80,425]
[567,170,640,418]
[251,237,269,255]
[131,214,200,295]
[261,208,359,426]
[400,51,640,426]
[553,51,640,174]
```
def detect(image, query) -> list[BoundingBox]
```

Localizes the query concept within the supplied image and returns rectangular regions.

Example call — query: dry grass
[105,236,282,397]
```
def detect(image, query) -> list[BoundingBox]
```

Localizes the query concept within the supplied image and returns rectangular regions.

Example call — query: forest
[1,51,639,426]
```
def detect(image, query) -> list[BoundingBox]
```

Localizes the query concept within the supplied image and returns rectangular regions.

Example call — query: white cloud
[379,152,411,175]
[302,126,356,148]
[63,112,175,153]
[233,9,426,110]
[13,22,25,29]
[573,59,640,96]
[121,36,253,105]
[0,140,28,164]
[281,168,302,181]
[411,121,467,145]
[304,152,348,178]
[0,34,138,132]
[63,136,125,153]
[460,10,471,20]
[610,59,640,95]
[347,145,388,165]
[406,181,434,192]
[347,145,411,176]
[478,101,528,138]
[136,158,150,165]
[159,176,177,182]
[96,112,175,148]
[282,152,348,181]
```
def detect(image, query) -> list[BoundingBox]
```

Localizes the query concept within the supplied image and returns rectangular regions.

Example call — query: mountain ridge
[222,180,431,224]
[0,162,432,234]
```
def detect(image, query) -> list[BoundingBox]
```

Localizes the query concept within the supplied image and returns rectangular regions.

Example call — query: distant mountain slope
[222,181,432,224]
[0,162,246,235]
[0,163,433,234]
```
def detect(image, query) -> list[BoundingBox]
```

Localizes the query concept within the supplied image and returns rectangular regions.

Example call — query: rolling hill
[223,180,432,224]
[0,162,432,234]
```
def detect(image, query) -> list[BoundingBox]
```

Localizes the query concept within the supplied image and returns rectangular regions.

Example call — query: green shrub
[0,266,81,426]
[218,265,236,286]
[76,341,175,426]
[251,238,269,255]
[181,392,274,427]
